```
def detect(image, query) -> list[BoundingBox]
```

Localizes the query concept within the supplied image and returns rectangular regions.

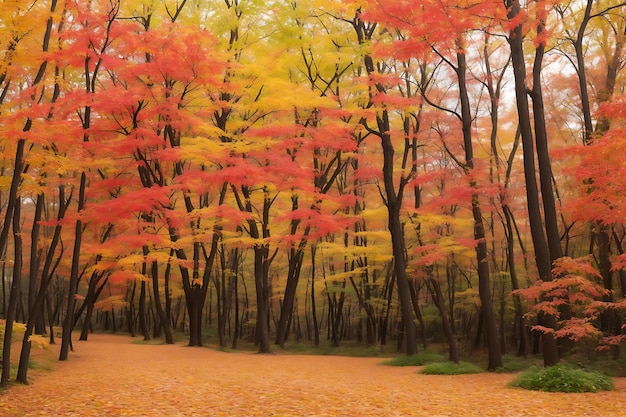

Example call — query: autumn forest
[1,0,626,386]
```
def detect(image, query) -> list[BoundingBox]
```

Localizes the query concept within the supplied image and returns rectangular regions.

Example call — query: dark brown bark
[408,279,428,349]
[350,14,417,355]
[231,184,274,354]
[504,206,528,357]
[150,259,173,344]
[310,245,320,348]
[275,239,306,348]
[126,280,137,337]
[531,24,563,264]
[455,48,502,370]
[60,172,87,360]
[28,194,44,335]
[506,0,559,367]
[138,277,151,341]
[427,276,459,362]
[18,186,71,382]
[1,198,22,386]
[253,244,271,353]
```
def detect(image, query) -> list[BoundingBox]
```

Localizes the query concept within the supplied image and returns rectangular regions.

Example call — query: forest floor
[1,334,626,416]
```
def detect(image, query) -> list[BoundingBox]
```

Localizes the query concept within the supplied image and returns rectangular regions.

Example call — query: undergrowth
[420,361,483,375]
[382,351,445,366]
[510,364,614,393]
[495,354,538,373]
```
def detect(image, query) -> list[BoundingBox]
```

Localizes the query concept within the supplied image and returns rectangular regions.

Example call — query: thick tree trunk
[506,0,559,366]
[531,36,563,264]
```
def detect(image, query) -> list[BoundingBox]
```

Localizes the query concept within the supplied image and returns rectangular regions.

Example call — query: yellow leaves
[0,320,26,341]
[179,135,227,163]
[27,334,50,349]
[94,294,128,312]
[0,176,12,191]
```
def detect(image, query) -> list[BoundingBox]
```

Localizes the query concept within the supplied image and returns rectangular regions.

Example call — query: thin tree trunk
[139,279,151,341]
[311,245,320,348]
[151,260,173,344]
[1,198,23,386]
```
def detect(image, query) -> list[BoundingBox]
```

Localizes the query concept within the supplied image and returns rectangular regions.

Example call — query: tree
[1,0,64,385]
[504,0,560,366]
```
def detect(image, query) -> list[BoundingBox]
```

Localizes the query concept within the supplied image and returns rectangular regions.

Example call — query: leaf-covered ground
[1,334,626,416]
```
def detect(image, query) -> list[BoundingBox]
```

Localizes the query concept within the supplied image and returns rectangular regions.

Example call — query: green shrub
[510,364,614,393]
[382,351,445,367]
[420,361,483,375]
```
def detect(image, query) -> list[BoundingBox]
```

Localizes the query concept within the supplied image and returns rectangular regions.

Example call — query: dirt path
[1,334,625,416]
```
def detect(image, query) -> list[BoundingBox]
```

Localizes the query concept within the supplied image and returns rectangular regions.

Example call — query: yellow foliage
[0,320,26,341]
[28,334,49,349]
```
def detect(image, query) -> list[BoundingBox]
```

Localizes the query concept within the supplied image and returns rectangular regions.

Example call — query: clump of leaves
[510,364,614,393]
[382,351,445,366]
[420,361,483,375]
[28,334,50,350]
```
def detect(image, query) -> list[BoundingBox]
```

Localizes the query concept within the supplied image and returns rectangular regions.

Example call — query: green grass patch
[382,351,445,366]
[510,364,614,393]
[420,361,483,375]
[495,354,538,373]
[28,360,52,371]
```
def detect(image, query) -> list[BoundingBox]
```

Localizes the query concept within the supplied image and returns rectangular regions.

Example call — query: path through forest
[1,334,626,416]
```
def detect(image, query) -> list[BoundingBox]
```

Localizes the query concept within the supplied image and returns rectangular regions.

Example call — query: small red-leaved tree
[515,256,626,353]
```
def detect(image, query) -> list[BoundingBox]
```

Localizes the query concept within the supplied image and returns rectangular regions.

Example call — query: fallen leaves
[1,334,626,416]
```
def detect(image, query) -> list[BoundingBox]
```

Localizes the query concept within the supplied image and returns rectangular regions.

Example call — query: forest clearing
[1,334,626,417]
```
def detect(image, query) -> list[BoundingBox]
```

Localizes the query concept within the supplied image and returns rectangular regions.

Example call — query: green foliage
[28,360,52,371]
[382,350,445,366]
[510,364,614,393]
[494,354,539,373]
[420,361,483,375]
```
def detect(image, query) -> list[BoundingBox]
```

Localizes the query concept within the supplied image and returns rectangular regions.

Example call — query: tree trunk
[506,0,559,366]
[151,260,173,344]
[254,245,271,353]
[504,206,528,357]
[139,280,151,341]
[383,130,417,356]
[28,194,44,335]
[1,198,23,386]
[428,276,459,363]
[275,247,305,348]
[408,279,428,349]
[310,245,320,348]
